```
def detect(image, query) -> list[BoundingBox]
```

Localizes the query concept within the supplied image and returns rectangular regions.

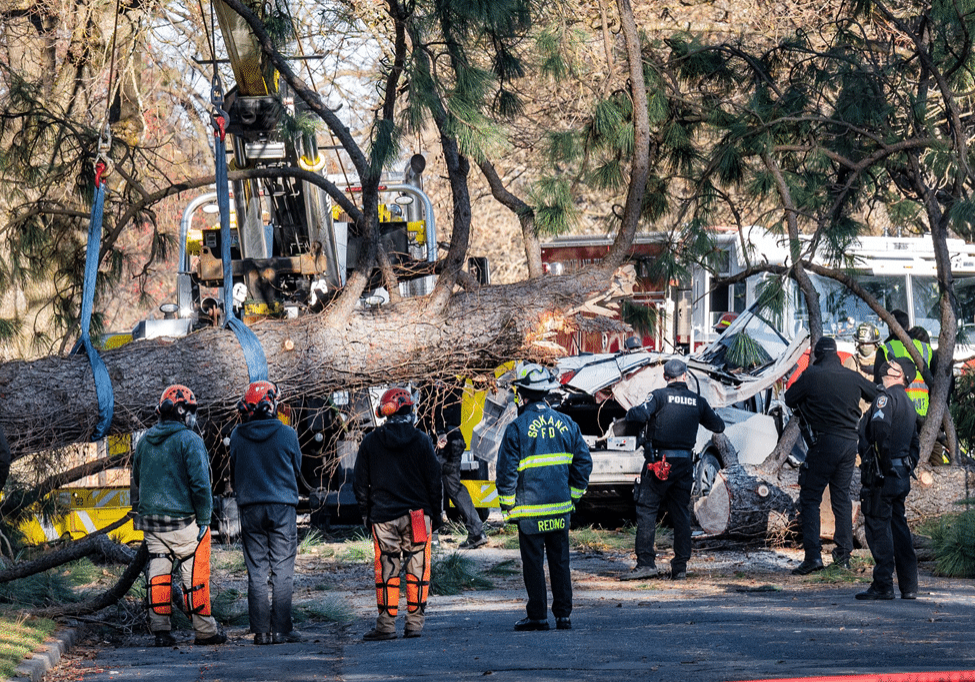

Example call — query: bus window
[911,276,941,339]
[794,274,909,342]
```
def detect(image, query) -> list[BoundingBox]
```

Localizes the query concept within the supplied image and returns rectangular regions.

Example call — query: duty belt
[890,457,909,468]
[656,449,692,459]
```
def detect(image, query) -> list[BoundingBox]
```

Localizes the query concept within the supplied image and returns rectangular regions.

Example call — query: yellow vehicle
[19,487,141,545]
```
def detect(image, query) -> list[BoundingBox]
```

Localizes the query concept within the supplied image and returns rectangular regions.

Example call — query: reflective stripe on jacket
[882,340,931,416]
[495,401,592,525]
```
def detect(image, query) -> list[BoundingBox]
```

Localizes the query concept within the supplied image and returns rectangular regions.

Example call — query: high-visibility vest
[882,339,932,416]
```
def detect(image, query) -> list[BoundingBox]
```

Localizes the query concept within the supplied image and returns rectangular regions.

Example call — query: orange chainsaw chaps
[373,531,400,616]
[184,527,212,616]
[406,538,432,614]
[148,574,173,616]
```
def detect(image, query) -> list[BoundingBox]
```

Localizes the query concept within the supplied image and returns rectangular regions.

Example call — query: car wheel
[693,452,722,502]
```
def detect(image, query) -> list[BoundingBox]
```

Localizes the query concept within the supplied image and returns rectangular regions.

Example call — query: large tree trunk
[694,463,798,539]
[0,271,618,456]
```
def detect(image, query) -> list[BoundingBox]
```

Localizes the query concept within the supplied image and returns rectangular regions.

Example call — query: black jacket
[230,417,303,507]
[353,420,443,525]
[626,381,725,456]
[785,353,878,440]
[860,383,920,474]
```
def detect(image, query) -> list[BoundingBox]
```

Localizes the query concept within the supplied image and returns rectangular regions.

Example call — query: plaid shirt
[134,514,195,533]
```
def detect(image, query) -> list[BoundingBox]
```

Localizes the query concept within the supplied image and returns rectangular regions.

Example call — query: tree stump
[694,463,798,538]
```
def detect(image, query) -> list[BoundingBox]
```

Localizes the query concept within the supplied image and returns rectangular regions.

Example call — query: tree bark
[0,270,618,456]
[693,463,798,538]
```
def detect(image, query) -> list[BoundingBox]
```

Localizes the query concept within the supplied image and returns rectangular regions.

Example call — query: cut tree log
[694,463,798,539]
[0,269,624,458]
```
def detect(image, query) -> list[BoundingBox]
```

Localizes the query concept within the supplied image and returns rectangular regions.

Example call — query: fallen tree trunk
[693,463,798,539]
[0,271,619,457]
[33,542,148,619]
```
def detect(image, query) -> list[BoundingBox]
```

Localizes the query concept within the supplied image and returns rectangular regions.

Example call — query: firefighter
[872,309,934,419]
[622,358,725,581]
[131,385,226,647]
[856,358,919,601]
[843,322,881,382]
[354,388,442,641]
[785,337,878,574]
[230,381,303,645]
[496,363,592,631]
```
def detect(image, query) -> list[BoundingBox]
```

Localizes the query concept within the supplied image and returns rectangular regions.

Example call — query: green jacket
[131,421,212,525]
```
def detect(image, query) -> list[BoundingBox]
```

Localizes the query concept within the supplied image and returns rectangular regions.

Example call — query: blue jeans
[240,504,297,634]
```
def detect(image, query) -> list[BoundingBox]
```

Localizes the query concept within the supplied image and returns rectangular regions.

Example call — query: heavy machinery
[47,0,491,541]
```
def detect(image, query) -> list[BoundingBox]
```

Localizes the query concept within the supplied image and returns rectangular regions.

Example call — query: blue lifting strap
[80,162,116,440]
[213,113,268,383]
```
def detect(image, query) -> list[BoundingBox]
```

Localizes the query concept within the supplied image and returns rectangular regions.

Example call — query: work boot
[362,628,397,641]
[403,628,422,638]
[855,587,895,601]
[459,534,489,549]
[621,565,658,581]
[272,631,303,644]
[901,592,918,600]
[153,631,177,647]
[791,559,825,575]
[253,633,272,646]
[513,617,550,631]
[555,617,571,630]
[670,570,687,581]
[831,557,851,570]
[194,631,227,646]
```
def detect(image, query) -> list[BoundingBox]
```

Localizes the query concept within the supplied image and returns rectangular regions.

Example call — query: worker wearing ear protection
[353,387,442,641]
[230,380,303,645]
[131,384,226,648]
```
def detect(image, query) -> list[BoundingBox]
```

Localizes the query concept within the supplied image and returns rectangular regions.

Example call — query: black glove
[197,524,209,542]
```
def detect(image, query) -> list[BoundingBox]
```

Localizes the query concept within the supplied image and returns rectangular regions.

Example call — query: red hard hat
[377,387,414,417]
[158,384,197,416]
[238,380,278,418]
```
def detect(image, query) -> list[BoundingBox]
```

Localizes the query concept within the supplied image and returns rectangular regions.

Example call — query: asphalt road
[62,546,975,682]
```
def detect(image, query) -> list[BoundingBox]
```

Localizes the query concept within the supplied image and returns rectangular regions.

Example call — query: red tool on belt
[648,455,671,481]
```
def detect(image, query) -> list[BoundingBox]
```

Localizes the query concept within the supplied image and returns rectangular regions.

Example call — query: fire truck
[541,226,975,360]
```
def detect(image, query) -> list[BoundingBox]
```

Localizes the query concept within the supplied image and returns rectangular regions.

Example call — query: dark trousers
[240,503,298,635]
[798,436,856,562]
[635,457,693,573]
[862,468,918,595]
[442,462,483,538]
[518,527,571,620]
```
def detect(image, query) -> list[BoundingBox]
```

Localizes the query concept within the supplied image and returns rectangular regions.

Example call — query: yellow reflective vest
[882,339,932,416]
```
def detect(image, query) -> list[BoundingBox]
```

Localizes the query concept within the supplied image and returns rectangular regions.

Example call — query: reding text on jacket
[536,517,567,532]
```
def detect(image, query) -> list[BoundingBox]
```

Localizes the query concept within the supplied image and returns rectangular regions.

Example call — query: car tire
[692,452,722,503]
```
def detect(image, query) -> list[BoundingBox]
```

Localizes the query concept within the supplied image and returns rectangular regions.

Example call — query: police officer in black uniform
[622,358,725,581]
[785,337,878,574]
[856,357,919,601]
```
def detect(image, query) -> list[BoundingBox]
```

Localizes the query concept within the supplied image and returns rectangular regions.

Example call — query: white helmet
[513,363,560,392]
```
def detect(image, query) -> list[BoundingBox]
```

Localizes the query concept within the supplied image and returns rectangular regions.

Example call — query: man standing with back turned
[623,358,725,581]
[230,380,303,645]
[496,363,592,631]
[131,384,226,647]
[354,388,442,641]
[786,337,878,574]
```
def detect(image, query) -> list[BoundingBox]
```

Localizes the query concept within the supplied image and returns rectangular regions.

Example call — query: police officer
[496,363,592,631]
[622,358,725,581]
[785,337,878,574]
[856,357,919,600]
